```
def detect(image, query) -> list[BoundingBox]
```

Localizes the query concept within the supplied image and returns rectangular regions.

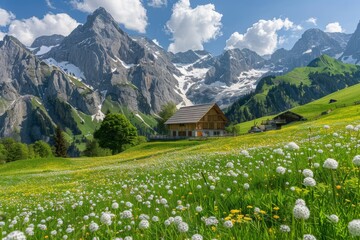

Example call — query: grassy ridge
[226,55,360,123]
[236,82,360,134]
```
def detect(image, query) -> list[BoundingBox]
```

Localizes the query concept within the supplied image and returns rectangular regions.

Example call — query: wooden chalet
[165,103,227,137]
[249,111,305,133]
[273,111,305,123]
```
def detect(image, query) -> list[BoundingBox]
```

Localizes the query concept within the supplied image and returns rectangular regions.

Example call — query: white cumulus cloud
[71,0,147,33]
[225,18,298,56]
[0,8,15,27]
[166,0,222,53]
[306,17,317,26]
[325,22,343,33]
[148,0,167,8]
[7,13,79,46]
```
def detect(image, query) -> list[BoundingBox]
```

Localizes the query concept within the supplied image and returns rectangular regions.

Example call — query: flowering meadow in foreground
[1,123,360,239]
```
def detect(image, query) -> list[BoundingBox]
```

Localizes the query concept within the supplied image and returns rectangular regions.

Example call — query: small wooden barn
[249,111,305,133]
[273,111,305,123]
[165,103,227,137]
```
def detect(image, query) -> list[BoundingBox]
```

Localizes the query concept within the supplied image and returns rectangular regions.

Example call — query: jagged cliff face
[341,21,360,64]
[44,7,182,113]
[0,36,101,143]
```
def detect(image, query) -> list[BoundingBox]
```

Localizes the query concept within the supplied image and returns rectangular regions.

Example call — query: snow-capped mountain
[341,21,360,64]
[30,34,65,56]
[1,6,360,143]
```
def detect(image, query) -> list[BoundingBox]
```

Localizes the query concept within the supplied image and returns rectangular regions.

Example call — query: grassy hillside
[0,91,360,239]
[226,55,360,123]
[236,82,360,134]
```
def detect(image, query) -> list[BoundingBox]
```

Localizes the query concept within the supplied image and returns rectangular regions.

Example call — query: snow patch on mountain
[110,56,137,69]
[36,45,58,55]
[341,55,359,65]
[91,90,107,122]
[211,68,268,106]
[44,58,86,81]
[303,49,312,54]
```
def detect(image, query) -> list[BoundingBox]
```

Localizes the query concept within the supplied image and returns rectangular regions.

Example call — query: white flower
[196,206,203,212]
[51,230,57,235]
[295,199,306,206]
[327,214,339,223]
[240,150,250,157]
[280,224,290,232]
[192,234,203,240]
[121,210,133,219]
[3,231,26,240]
[112,202,119,209]
[302,169,314,177]
[243,183,250,190]
[303,177,316,187]
[324,125,330,130]
[346,125,354,131]
[204,216,218,226]
[223,220,233,228]
[100,213,112,226]
[89,222,99,232]
[174,216,183,225]
[152,216,159,222]
[286,142,300,150]
[226,162,234,168]
[303,234,316,240]
[313,163,320,168]
[124,237,133,240]
[276,166,286,174]
[323,158,338,169]
[177,222,189,232]
[273,148,284,155]
[353,155,360,167]
[348,219,360,236]
[25,227,34,236]
[138,219,149,229]
[293,205,310,220]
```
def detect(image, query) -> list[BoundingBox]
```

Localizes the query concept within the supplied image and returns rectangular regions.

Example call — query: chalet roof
[274,111,305,120]
[165,103,222,124]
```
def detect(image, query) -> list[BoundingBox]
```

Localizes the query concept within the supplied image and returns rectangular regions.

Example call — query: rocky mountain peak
[341,20,360,64]
[31,34,65,48]
[84,7,121,33]
[292,28,341,54]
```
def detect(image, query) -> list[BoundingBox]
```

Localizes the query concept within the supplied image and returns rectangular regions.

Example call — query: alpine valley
[1,7,360,144]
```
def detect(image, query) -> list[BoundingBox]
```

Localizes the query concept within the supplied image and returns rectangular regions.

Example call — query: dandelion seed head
[323,158,338,169]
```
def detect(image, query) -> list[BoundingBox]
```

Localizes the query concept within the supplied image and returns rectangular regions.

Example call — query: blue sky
[0,0,359,55]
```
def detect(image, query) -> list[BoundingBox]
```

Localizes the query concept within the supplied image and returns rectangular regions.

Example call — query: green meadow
[1,84,360,239]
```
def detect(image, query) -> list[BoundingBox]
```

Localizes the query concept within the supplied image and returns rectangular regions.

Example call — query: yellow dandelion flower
[273,215,280,219]
[273,207,279,211]
[230,209,240,214]
[244,217,252,221]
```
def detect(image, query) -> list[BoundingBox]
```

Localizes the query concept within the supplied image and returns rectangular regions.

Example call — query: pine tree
[54,125,68,157]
